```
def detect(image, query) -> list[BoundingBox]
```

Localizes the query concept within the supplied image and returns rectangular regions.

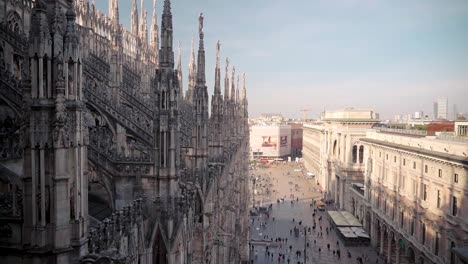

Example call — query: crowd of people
[249,163,381,264]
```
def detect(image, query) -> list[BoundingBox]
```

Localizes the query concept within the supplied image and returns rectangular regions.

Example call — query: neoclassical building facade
[0,0,250,263]
[360,130,468,264]
[304,111,468,264]
[302,108,379,208]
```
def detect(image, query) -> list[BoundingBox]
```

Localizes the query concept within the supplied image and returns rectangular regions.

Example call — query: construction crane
[300,109,310,122]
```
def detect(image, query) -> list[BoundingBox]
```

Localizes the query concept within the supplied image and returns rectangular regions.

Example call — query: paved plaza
[249,162,383,264]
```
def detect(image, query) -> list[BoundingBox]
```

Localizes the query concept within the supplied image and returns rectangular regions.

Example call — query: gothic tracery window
[7,12,22,34]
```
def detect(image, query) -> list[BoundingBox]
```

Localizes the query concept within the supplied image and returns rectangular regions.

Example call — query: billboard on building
[250,125,291,158]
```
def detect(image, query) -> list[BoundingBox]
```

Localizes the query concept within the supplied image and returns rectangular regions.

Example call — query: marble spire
[224,58,229,101]
[214,40,221,95]
[131,0,139,36]
[187,35,196,100]
[140,0,148,43]
[196,13,205,85]
[150,0,159,48]
[230,66,236,101]
[159,0,174,68]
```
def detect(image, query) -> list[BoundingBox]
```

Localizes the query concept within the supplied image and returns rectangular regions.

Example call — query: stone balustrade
[88,198,143,255]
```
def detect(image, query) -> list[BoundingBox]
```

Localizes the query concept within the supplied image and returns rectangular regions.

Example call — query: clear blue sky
[95,0,468,119]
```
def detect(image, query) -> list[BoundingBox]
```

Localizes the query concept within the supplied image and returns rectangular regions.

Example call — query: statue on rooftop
[198,13,204,34]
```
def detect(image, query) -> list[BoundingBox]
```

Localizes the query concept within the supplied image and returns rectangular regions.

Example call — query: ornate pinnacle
[242,73,247,100]
[199,13,204,36]
[216,40,221,68]
[214,40,221,94]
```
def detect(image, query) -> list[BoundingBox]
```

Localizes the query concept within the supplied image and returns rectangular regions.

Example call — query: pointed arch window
[7,12,22,34]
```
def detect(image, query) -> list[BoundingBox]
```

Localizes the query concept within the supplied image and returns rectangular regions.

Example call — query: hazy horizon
[96,0,468,119]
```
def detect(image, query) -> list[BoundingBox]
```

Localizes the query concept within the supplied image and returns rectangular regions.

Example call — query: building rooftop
[321,108,379,122]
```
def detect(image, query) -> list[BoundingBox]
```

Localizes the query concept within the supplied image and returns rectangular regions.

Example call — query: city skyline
[96,0,468,119]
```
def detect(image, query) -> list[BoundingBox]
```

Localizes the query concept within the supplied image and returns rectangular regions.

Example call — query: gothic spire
[109,0,119,25]
[150,0,159,48]
[131,0,139,36]
[140,7,148,43]
[177,41,183,96]
[159,0,174,68]
[236,75,240,103]
[187,35,196,99]
[224,58,229,101]
[140,0,148,43]
[196,13,206,85]
[230,66,236,101]
[214,40,221,95]
[242,73,247,100]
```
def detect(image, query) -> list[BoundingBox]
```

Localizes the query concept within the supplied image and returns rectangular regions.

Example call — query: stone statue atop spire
[199,13,204,35]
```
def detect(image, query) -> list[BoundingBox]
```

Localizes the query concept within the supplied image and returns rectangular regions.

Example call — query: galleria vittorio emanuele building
[0,0,250,263]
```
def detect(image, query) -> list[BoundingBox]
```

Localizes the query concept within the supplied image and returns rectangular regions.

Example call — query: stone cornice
[362,138,468,167]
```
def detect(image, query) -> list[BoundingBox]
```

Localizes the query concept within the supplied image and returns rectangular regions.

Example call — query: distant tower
[437,97,448,119]
[453,104,458,120]
[433,101,438,120]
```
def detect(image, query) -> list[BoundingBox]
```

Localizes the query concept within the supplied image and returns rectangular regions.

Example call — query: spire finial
[242,73,247,100]
[230,65,236,101]
[131,0,139,36]
[214,40,221,94]
[236,75,240,102]
[159,0,174,67]
[216,40,221,68]
[199,13,204,36]
[224,57,230,101]
[196,14,206,85]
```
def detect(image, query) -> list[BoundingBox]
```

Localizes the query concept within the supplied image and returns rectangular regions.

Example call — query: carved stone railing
[88,127,152,162]
[88,198,143,255]
[84,54,111,83]
[0,121,22,161]
[0,23,28,55]
[83,84,153,144]
[0,66,23,113]
[120,83,154,116]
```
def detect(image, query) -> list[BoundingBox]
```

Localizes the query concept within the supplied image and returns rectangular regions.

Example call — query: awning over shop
[337,227,370,239]
[329,211,370,246]
[328,211,363,227]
